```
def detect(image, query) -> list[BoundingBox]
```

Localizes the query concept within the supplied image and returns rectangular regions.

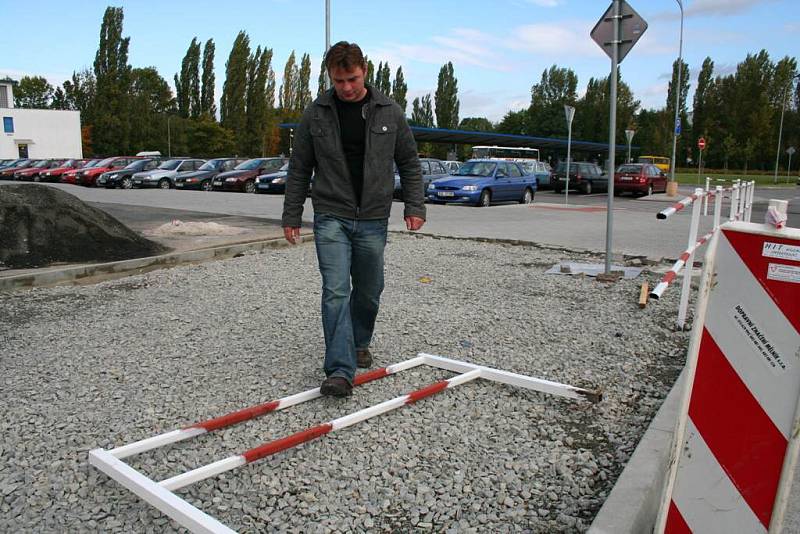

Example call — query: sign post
[697,137,706,184]
[591,0,648,273]
[787,146,796,183]
[625,128,635,163]
[564,104,575,206]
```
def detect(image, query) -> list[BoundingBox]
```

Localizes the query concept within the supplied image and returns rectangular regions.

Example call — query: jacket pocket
[311,123,337,156]
[369,123,397,159]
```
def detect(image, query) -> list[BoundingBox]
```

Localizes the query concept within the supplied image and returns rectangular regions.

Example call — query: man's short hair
[324,41,366,72]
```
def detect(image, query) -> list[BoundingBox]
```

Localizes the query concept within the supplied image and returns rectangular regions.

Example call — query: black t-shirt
[334,89,370,207]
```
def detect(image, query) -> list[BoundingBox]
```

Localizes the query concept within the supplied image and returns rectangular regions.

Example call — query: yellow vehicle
[637,155,671,172]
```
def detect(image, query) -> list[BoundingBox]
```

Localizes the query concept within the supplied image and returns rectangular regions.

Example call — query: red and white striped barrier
[657,191,703,220]
[656,221,800,533]
[90,353,601,533]
[649,231,714,300]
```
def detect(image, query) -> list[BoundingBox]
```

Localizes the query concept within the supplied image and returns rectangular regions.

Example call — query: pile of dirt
[147,220,250,237]
[0,184,169,269]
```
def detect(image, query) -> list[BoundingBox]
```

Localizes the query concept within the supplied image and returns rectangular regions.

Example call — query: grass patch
[672,172,797,187]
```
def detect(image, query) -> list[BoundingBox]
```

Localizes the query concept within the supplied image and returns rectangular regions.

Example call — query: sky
[1,0,797,123]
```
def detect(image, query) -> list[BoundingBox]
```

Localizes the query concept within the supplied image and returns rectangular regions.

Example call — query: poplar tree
[377,62,391,95]
[296,53,312,112]
[434,62,459,129]
[201,38,216,117]
[175,37,200,117]
[317,59,328,96]
[221,31,250,150]
[411,95,434,127]
[279,51,298,114]
[391,66,407,113]
[245,46,272,155]
[92,6,132,154]
[365,58,375,86]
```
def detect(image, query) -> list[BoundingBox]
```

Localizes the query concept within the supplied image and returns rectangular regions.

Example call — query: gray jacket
[281,86,425,227]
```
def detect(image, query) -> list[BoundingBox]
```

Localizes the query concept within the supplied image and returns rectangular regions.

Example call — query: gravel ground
[0,233,690,533]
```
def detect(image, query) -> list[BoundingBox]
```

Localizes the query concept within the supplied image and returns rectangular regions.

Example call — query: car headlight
[44,172,50,177]
[427,183,435,190]
[185,178,195,183]
[271,177,286,184]
[462,185,478,191]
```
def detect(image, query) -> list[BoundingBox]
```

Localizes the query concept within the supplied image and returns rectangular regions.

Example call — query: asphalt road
[2,181,797,261]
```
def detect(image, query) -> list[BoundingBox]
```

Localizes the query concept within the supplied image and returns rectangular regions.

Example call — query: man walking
[282,41,426,397]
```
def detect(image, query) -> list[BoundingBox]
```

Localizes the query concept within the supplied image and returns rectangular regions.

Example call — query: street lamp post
[788,147,796,183]
[625,129,635,163]
[167,115,172,158]
[669,0,683,187]
[774,73,800,184]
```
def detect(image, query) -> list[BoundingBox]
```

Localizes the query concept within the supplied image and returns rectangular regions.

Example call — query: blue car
[427,159,537,207]
[255,162,290,194]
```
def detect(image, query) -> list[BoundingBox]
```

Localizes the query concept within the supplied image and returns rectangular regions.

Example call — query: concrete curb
[588,370,685,533]
[0,234,313,291]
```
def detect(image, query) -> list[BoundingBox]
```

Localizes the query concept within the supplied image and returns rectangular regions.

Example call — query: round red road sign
[698,137,706,150]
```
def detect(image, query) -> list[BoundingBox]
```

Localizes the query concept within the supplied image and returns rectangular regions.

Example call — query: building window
[0,86,8,108]
[3,117,13,133]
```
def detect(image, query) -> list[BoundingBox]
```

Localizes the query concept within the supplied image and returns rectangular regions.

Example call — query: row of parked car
[0,155,669,206]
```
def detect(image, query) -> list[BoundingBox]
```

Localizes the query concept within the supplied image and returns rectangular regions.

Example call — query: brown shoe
[356,349,373,368]
[320,376,352,397]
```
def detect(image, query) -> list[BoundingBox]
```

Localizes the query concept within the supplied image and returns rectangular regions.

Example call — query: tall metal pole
[604,0,620,274]
[625,129,635,163]
[564,105,575,206]
[324,0,331,91]
[167,116,172,158]
[669,0,683,186]
[774,75,798,183]
[788,148,795,182]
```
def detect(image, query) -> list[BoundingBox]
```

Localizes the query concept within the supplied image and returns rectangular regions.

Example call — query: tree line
[12,6,798,171]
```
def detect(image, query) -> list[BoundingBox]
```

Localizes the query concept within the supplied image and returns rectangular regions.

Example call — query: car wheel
[158,178,171,189]
[33,175,41,182]
[201,180,213,192]
[582,181,592,195]
[244,180,256,194]
[613,189,621,196]
[121,177,132,189]
[520,187,534,204]
[478,189,491,207]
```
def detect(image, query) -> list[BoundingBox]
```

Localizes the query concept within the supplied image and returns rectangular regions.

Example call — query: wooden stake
[639,281,649,308]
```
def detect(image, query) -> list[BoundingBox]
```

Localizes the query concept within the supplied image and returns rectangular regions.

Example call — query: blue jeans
[314,214,388,383]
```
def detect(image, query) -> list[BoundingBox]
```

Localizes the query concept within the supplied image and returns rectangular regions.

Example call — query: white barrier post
[746,181,755,222]
[738,180,748,220]
[676,187,704,329]
[713,185,722,230]
[703,177,710,216]
[729,183,740,222]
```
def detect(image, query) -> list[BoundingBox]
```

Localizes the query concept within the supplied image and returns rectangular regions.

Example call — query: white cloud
[525,0,562,6]
[506,22,604,57]
[652,0,779,19]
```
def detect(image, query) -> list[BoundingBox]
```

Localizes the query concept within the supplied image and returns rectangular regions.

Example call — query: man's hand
[283,226,301,244]
[405,216,425,231]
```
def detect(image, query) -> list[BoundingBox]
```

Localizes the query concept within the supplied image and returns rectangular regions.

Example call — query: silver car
[132,158,206,189]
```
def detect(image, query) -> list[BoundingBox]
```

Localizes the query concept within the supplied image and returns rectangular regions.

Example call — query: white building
[0,77,83,160]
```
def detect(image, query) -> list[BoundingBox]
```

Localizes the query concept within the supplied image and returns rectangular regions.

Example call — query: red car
[211,157,287,193]
[36,159,89,183]
[0,159,37,180]
[75,156,140,186]
[13,159,66,181]
[61,160,100,184]
[613,163,668,197]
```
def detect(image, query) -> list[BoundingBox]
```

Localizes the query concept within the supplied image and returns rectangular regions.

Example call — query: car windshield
[199,160,223,170]
[157,160,181,170]
[13,160,30,167]
[95,157,116,167]
[31,160,50,168]
[124,159,149,170]
[235,159,264,170]
[279,162,290,171]
[617,164,643,173]
[61,159,77,167]
[82,160,99,168]
[455,161,496,177]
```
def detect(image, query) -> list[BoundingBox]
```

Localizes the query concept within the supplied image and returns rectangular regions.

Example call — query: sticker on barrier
[90,353,601,533]
[655,221,800,534]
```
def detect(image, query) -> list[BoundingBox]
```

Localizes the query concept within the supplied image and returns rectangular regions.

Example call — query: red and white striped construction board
[657,221,800,533]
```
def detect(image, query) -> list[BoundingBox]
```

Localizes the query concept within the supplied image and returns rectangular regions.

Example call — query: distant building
[0,77,82,160]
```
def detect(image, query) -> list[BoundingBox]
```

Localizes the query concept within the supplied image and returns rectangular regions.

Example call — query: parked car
[61,159,100,184]
[97,158,161,189]
[427,159,537,207]
[212,157,287,193]
[174,158,247,191]
[76,156,141,186]
[132,158,206,189]
[394,158,450,200]
[14,159,67,181]
[0,159,35,179]
[36,159,87,183]
[520,160,553,188]
[551,161,606,194]
[443,160,462,174]
[0,158,26,171]
[255,162,291,194]
[613,163,668,197]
